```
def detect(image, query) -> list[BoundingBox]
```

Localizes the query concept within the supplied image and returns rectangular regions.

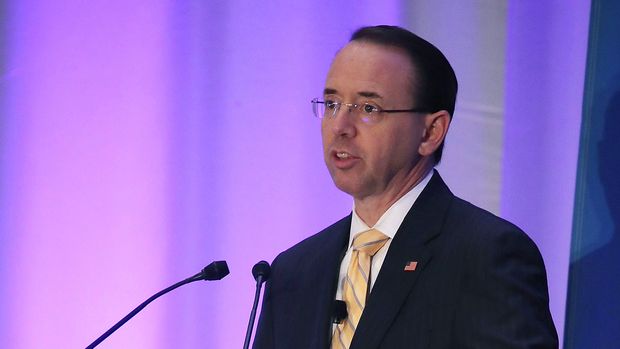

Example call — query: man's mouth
[336,152,352,159]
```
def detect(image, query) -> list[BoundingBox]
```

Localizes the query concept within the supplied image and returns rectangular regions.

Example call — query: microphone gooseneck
[243,260,271,349]
[86,260,229,349]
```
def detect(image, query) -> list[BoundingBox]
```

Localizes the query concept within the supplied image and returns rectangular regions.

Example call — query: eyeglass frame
[311,98,430,124]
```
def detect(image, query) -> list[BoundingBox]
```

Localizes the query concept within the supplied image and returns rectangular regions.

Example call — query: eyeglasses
[311,98,429,124]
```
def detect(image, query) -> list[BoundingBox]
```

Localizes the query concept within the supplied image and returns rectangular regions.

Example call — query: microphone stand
[86,261,229,349]
[243,261,271,349]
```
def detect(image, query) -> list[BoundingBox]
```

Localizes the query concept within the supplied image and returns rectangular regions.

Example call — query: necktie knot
[352,229,389,257]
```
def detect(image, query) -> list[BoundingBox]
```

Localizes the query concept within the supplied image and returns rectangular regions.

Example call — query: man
[253,25,558,348]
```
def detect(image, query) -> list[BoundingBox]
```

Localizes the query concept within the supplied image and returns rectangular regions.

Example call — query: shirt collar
[350,170,434,245]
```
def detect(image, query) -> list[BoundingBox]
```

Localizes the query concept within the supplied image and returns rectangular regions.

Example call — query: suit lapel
[307,215,351,348]
[350,171,454,348]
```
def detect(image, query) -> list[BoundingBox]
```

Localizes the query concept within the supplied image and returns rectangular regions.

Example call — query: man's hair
[350,25,458,163]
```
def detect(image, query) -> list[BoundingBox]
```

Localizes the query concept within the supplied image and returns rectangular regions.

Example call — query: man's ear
[419,110,451,156]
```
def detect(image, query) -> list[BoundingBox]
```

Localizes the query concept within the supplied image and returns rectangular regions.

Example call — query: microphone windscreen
[202,261,230,280]
[252,261,271,282]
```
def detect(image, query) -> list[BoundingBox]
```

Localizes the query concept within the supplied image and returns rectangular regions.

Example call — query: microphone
[252,260,271,285]
[243,261,271,349]
[332,300,348,324]
[86,260,229,349]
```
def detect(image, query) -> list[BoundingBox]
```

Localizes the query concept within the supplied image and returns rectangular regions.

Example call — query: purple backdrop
[502,1,590,345]
[0,1,404,347]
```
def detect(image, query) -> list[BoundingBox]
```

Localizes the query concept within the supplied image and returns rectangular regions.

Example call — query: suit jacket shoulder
[253,215,350,348]
[441,197,558,347]
[274,215,351,273]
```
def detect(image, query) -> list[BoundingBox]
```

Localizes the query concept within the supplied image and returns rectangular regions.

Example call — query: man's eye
[362,103,378,114]
[325,100,338,110]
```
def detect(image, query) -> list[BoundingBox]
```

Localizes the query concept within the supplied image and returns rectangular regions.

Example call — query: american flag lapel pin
[404,261,418,271]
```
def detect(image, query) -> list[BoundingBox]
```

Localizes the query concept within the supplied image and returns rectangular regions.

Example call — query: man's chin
[331,178,367,198]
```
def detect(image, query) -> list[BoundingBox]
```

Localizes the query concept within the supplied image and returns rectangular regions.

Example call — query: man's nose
[331,104,357,137]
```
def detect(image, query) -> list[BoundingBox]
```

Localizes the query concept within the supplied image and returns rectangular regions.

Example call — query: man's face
[321,41,426,201]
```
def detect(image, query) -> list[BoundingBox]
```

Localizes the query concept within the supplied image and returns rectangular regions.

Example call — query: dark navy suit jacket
[253,172,558,348]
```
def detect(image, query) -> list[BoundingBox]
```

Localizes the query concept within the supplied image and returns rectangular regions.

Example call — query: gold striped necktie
[332,229,389,349]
